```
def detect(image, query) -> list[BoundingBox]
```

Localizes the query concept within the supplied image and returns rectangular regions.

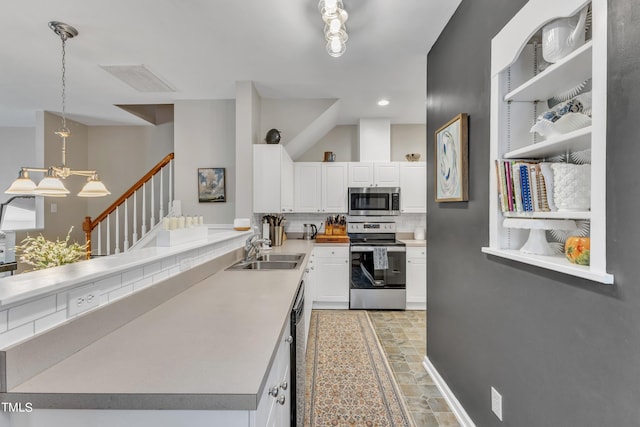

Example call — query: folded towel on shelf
[373,247,388,270]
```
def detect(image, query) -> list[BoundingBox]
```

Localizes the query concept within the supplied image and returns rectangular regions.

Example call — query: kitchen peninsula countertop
[4,240,315,411]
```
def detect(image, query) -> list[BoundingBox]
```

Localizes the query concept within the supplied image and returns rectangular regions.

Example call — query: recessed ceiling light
[377,99,390,106]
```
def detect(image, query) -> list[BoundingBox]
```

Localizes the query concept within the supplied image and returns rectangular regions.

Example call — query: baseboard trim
[423,356,476,427]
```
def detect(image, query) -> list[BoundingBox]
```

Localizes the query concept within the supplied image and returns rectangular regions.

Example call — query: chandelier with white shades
[319,0,349,57]
[5,21,110,198]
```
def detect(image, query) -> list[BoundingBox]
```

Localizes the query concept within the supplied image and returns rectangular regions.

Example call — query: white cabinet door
[322,162,348,213]
[348,162,374,187]
[406,247,426,309]
[253,145,294,213]
[373,163,400,187]
[281,150,294,213]
[295,163,322,213]
[400,163,427,213]
[254,145,283,213]
[314,246,349,307]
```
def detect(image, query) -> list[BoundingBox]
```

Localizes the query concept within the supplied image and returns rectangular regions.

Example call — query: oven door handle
[350,246,406,253]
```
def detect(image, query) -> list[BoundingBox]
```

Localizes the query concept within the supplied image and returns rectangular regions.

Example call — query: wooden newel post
[82,216,93,260]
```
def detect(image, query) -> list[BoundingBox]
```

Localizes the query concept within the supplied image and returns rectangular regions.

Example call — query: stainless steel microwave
[348,187,401,216]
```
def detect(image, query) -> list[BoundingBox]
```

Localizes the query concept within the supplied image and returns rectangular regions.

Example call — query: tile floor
[368,310,460,427]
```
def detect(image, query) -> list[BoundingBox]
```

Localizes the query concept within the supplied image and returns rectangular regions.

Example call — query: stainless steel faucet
[244,233,271,262]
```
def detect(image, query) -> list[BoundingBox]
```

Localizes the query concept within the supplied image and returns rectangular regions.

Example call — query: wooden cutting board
[315,234,350,243]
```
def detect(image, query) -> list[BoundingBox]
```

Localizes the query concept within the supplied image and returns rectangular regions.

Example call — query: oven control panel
[348,222,396,233]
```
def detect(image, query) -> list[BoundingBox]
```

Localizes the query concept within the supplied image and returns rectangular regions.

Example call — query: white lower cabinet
[254,322,291,427]
[312,246,349,309]
[406,247,426,310]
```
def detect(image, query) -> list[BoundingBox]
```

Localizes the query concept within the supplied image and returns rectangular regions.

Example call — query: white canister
[414,227,425,241]
[551,163,591,211]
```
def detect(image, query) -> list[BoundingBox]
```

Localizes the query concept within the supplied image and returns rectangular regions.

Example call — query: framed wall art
[435,113,469,202]
[198,167,226,203]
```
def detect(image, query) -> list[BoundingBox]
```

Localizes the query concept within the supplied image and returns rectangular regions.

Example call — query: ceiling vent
[100,65,175,92]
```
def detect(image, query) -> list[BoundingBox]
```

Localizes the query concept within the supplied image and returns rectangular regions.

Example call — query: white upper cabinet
[294,163,322,213]
[321,162,348,213]
[348,163,374,187]
[253,145,294,213]
[482,0,613,284]
[293,162,348,213]
[400,163,427,213]
[348,162,399,187]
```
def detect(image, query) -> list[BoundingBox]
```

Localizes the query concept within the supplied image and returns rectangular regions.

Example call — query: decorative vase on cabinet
[481,0,613,284]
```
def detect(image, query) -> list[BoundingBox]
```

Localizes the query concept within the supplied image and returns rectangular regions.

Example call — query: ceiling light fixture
[377,99,390,106]
[319,0,349,57]
[6,22,110,198]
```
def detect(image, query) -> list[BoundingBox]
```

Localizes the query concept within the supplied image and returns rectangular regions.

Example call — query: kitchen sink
[241,261,299,270]
[226,258,303,271]
[256,253,305,262]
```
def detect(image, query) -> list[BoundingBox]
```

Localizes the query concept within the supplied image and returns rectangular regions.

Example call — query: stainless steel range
[348,221,406,310]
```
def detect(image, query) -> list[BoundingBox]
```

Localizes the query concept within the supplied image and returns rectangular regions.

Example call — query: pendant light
[5,21,110,198]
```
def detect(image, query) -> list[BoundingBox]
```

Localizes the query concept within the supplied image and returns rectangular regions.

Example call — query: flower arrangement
[15,226,88,271]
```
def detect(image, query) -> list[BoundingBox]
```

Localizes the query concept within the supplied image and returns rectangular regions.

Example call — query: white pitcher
[542,7,588,63]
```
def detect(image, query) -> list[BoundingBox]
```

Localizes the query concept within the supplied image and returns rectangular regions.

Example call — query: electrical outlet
[491,386,503,421]
[68,285,101,316]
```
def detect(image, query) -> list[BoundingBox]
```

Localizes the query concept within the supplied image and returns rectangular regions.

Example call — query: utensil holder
[274,226,284,246]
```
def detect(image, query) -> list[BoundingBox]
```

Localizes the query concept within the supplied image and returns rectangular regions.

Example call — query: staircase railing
[83,153,174,258]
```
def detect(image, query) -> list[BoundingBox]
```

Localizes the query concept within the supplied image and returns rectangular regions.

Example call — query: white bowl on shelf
[530,113,592,138]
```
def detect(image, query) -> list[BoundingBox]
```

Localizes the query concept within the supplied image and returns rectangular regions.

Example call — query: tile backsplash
[254,213,426,235]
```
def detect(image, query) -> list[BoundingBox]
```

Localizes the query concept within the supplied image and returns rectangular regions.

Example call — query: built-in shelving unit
[504,40,593,102]
[482,0,613,284]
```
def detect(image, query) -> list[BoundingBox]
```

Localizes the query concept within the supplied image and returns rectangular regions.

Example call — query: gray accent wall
[426,0,640,426]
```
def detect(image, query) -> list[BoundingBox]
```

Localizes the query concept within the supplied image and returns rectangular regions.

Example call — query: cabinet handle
[269,386,279,397]
[277,395,286,405]
[311,266,314,270]
[408,260,411,263]
[331,251,335,255]
[305,268,310,273]
[285,336,293,344]
[345,260,348,263]
[280,381,288,390]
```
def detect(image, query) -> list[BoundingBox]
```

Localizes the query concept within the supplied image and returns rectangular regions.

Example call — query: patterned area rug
[305,310,416,427]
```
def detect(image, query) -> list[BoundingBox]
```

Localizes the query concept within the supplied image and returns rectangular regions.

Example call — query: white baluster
[106,215,111,256]
[142,182,147,236]
[97,224,102,257]
[133,189,138,244]
[159,167,164,220]
[168,159,173,216]
[150,175,155,227]
[124,199,129,251]
[115,206,120,254]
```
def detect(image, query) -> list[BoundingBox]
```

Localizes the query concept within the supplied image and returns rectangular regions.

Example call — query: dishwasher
[290,281,305,427]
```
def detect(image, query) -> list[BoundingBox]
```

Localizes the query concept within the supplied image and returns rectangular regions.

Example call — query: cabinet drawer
[313,246,349,258]
[407,247,426,259]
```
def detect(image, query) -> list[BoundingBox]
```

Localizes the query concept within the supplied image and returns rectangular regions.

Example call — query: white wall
[175,100,236,224]
[296,125,358,162]
[295,124,426,162]
[87,123,174,218]
[390,124,427,162]
[260,98,336,146]
[0,127,37,206]
[235,82,261,219]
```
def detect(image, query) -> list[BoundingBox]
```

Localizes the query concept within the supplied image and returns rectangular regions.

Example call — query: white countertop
[399,239,427,247]
[0,226,252,307]
[6,240,314,410]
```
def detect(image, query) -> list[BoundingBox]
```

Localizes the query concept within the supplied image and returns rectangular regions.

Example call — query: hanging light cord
[60,31,68,133]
